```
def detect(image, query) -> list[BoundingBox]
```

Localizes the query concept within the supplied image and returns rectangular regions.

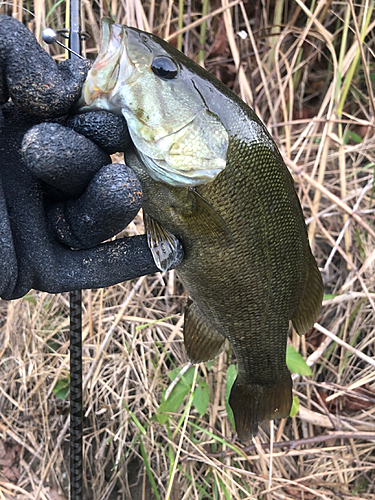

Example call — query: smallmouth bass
[79,18,323,441]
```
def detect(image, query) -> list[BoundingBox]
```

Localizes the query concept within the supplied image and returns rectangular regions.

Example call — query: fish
[79,18,323,441]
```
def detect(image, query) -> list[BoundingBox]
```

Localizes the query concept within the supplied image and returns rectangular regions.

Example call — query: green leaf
[286,345,312,376]
[289,395,300,417]
[352,479,368,494]
[206,360,215,370]
[355,229,366,260]
[216,475,232,500]
[23,294,37,305]
[225,364,238,430]
[168,366,196,386]
[53,378,69,400]
[323,293,339,300]
[47,340,60,353]
[157,382,190,424]
[127,408,146,435]
[135,315,174,331]
[193,380,209,416]
[157,366,198,424]
[176,464,210,498]
[344,130,362,144]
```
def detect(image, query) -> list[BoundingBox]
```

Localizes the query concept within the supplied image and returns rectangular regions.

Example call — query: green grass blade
[139,437,162,500]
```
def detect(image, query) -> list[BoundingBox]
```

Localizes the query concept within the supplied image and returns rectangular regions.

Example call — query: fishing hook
[42,27,85,60]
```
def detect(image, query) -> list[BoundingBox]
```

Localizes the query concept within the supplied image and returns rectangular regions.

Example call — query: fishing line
[0,3,38,19]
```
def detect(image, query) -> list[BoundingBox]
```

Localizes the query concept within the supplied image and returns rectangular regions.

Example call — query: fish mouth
[80,17,133,110]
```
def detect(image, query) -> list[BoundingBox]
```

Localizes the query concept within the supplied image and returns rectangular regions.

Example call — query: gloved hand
[0,15,183,300]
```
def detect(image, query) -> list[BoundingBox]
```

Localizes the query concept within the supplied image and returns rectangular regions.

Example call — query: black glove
[0,15,183,300]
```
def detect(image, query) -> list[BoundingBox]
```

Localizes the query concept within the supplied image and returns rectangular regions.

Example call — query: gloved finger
[44,235,162,293]
[22,122,111,198]
[2,235,164,299]
[48,163,143,249]
[0,15,90,118]
[66,111,131,154]
[39,235,183,295]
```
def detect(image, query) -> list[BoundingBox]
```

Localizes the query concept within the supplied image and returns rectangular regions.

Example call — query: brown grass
[0,0,375,499]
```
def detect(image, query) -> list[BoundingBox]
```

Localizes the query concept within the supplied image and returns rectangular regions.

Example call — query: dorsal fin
[292,250,323,335]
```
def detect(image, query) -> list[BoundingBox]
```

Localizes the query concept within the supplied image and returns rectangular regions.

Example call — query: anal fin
[184,299,226,364]
[144,213,182,272]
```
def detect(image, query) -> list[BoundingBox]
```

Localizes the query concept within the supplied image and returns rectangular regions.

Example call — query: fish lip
[80,18,132,109]
[98,16,113,62]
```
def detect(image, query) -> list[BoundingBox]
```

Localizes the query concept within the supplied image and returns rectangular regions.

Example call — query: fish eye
[151,56,178,80]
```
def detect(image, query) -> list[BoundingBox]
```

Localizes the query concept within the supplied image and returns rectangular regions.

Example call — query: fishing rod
[67,1,84,499]
[43,1,84,497]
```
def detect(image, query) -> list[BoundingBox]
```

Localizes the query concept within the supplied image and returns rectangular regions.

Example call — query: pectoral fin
[144,213,181,272]
[185,189,233,243]
[184,299,226,363]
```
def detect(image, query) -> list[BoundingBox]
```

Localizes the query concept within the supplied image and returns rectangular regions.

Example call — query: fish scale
[79,18,323,441]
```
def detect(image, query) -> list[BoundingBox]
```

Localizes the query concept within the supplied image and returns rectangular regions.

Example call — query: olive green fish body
[80,19,323,440]
[128,124,312,438]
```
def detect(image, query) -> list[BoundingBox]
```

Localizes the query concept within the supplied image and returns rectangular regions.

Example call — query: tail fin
[229,372,292,442]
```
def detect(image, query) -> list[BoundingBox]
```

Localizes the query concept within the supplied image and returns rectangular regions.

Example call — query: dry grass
[1,0,375,499]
